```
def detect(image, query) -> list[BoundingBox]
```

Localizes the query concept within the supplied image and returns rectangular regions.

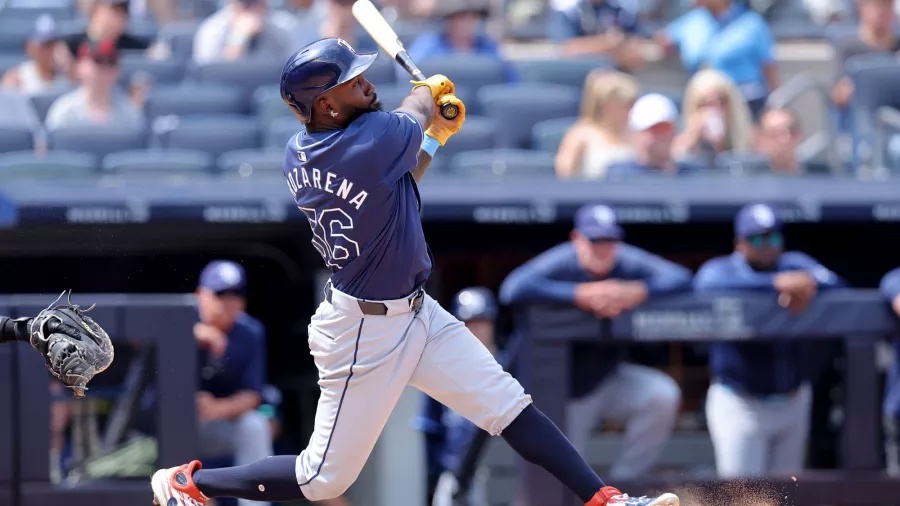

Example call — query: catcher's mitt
[29,290,114,399]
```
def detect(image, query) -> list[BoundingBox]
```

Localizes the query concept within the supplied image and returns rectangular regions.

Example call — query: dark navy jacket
[880,267,900,418]
[198,312,268,398]
[499,241,693,398]
[694,251,846,396]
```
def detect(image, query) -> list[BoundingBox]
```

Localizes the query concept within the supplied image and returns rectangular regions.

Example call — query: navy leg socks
[501,404,604,503]
[194,455,307,502]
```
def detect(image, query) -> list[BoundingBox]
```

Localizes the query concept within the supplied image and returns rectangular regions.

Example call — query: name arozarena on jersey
[285,153,368,211]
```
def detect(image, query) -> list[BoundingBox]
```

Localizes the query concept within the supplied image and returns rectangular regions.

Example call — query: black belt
[325,283,424,316]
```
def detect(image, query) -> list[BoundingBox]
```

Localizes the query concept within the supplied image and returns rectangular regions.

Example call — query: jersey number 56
[298,207,360,269]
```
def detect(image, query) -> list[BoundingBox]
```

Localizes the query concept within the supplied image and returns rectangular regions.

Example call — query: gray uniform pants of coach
[198,411,274,506]
[565,363,682,479]
[705,382,812,477]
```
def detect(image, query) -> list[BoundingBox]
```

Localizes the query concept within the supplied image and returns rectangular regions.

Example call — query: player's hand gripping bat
[351,0,460,120]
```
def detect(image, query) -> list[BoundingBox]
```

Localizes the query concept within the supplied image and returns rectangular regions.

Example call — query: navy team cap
[199,260,247,295]
[734,203,783,238]
[574,203,623,241]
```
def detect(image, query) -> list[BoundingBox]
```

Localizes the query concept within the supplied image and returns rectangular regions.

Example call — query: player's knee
[307,477,353,501]
[646,373,682,418]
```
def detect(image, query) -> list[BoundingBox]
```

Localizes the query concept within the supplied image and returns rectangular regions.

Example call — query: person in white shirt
[192,0,295,64]
[1,15,71,95]
[45,39,144,130]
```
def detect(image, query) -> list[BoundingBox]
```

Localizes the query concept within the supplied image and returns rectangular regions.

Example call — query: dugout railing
[493,289,899,506]
[2,294,199,506]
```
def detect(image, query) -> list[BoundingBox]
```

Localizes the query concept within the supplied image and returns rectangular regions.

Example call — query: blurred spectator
[547,0,646,70]
[321,0,362,47]
[500,203,687,479]
[555,70,638,179]
[1,16,71,95]
[193,0,294,64]
[406,0,519,82]
[673,69,754,167]
[45,40,144,130]
[606,92,701,177]
[880,266,900,476]
[194,260,272,506]
[657,0,778,117]
[754,107,832,174]
[694,202,846,478]
[62,0,151,57]
[831,0,899,111]
[271,0,328,49]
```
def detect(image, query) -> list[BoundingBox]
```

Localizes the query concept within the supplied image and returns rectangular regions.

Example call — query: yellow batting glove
[410,74,455,101]
[425,94,466,146]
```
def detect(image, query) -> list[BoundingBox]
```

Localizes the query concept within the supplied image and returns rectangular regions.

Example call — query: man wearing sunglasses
[45,39,144,130]
[693,202,846,478]
[499,203,690,480]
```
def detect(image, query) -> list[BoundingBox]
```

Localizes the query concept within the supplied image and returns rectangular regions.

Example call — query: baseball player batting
[149,38,679,506]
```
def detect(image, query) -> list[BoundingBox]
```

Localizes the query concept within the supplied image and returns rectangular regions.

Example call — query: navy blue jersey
[694,251,846,395]
[283,110,432,300]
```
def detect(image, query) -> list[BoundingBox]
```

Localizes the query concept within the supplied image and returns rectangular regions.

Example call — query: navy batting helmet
[451,287,498,322]
[280,38,377,124]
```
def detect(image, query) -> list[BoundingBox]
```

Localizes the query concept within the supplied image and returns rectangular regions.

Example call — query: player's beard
[347,94,383,123]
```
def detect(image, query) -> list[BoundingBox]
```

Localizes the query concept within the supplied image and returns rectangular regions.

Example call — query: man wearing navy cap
[194,260,273,506]
[693,203,846,478]
[499,203,690,479]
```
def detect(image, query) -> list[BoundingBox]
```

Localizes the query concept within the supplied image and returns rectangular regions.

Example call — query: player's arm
[782,251,847,289]
[499,245,583,305]
[0,315,29,343]
[693,258,778,292]
[396,86,435,132]
[617,245,693,295]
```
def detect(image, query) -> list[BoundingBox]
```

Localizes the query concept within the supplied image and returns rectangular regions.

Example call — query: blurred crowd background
[1,0,900,179]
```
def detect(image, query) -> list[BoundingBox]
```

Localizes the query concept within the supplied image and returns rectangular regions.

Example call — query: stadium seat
[0,52,26,76]
[847,59,900,170]
[253,85,293,124]
[532,116,577,153]
[448,149,556,178]
[437,116,497,164]
[218,148,285,178]
[265,117,299,149]
[0,150,98,179]
[156,20,200,62]
[119,56,186,86]
[48,125,148,158]
[0,20,36,50]
[477,84,581,149]
[418,56,508,91]
[187,59,285,96]
[713,151,773,175]
[514,58,613,90]
[0,6,77,22]
[29,87,72,122]
[144,83,246,120]
[102,149,214,175]
[0,125,34,153]
[155,115,263,158]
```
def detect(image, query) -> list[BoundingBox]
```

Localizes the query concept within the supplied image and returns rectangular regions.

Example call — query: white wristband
[421,135,440,157]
